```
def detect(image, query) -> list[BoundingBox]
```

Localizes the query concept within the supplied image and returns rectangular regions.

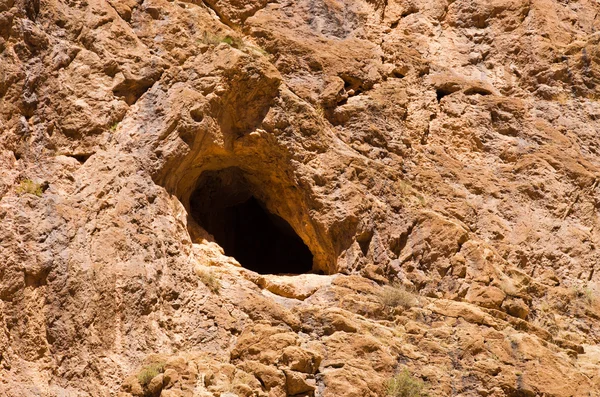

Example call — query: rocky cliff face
[2,0,600,396]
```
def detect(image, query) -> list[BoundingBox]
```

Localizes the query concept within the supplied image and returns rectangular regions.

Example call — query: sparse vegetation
[530,298,560,336]
[379,282,418,313]
[219,35,243,48]
[198,31,268,57]
[415,193,426,206]
[197,268,221,294]
[109,122,119,131]
[16,179,43,197]
[137,362,165,387]
[385,369,428,397]
[396,179,426,207]
[314,104,327,122]
[583,287,594,305]
[200,32,243,48]
[538,300,551,313]
[572,283,596,306]
[552,91,571,105]
[246,44,269,57]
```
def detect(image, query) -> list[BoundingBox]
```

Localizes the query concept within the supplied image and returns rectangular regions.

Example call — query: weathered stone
[147,373,164,395]
[279,346,322,374]
[502,297,530,319]
[162,369,179,389]
[465,284,507,310]
[1,0,600,396]
[284,370,315,396]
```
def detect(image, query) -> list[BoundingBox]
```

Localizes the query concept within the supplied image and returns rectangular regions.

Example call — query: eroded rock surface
[1,0,600,396]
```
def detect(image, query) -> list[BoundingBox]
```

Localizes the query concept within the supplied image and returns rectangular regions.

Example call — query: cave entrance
[189,168,314,275]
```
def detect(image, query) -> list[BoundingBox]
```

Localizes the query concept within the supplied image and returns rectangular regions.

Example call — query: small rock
[239,360,285,390]
[465,284,506,310]
[161,390,193,397]
[162,368,179,389]
[280,346,322,374]
[121,375,144,397]
[501,297,530,319]
[284,370,315,395]
[322,312,359,335]
[147,373,164,395]
[405,321,424,335]
[468,52,482,64]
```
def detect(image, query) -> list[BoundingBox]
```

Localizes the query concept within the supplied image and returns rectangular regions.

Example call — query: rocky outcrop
[1,0,600,396]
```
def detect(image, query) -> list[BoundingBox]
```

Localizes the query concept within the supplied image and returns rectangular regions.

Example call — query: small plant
[245,43,269,57]
[395,179,426,207]
[16,179,43,197]
[200,32,243,48]
[199,31,217,46]
[197,268,221,294]
[198,31,269,57]
[379,282,417,313]
[109,122,119,131]
[137,362,165,387]
[572,283,597,306]
[582,287,594,305]
[220,36,235,46]
[581,286,595,305]
[386,369,428,397]
[397,180,412,195]
[538,300,551,313]
[314,104,326,121]
[553,91,571,105]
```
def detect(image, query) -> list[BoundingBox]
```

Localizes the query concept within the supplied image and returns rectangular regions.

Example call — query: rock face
[1,0,600,396]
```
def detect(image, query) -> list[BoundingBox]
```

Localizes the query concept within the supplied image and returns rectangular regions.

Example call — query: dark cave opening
[189,168,314,275]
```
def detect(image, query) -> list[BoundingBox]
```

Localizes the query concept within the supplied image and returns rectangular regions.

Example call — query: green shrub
[16,179,43,197]
[221,36,242,48]
[386,369,428,397]
[379,282,417,313]
[200,32,242,48]
[137,362,165,387]
[198,31,267,56]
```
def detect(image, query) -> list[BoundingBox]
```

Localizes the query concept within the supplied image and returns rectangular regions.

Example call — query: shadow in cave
[189,168,313,275]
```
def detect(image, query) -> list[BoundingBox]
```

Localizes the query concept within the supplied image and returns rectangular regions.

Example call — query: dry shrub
[379,282,418,313]
[386,369,428,397]
[571,283,598,306]
[197,268,221,294]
